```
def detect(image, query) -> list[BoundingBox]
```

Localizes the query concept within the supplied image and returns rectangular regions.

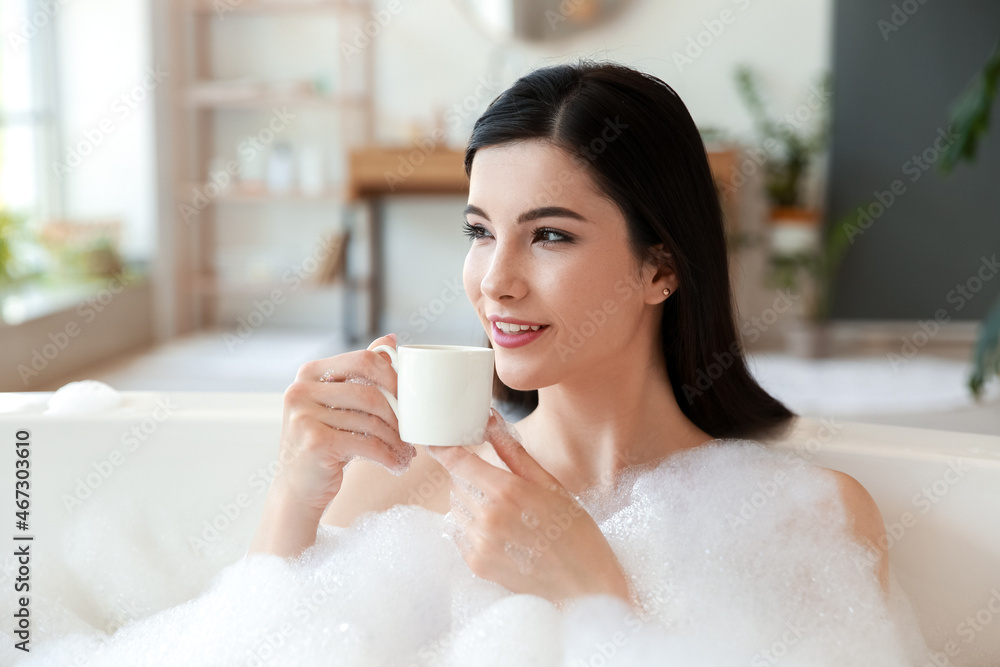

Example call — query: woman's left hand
[427,408,634,609]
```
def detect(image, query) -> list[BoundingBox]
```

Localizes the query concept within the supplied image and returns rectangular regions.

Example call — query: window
[1,0,59,282]
[0,0,155,324]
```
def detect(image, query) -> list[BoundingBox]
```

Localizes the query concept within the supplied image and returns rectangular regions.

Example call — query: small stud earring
[662,288,671,296]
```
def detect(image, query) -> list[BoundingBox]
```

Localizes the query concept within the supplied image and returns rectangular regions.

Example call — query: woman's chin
[495,367,546,393]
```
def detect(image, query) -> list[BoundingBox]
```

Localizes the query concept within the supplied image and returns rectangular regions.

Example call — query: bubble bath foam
[3,439,929,666]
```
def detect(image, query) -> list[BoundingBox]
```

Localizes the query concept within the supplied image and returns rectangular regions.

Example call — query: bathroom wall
[826,0,1000,320]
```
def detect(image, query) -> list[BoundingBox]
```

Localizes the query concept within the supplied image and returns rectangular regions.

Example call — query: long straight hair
[465,59,796,440]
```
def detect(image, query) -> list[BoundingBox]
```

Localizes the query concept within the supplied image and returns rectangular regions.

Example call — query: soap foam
[45,380,122,416]
[2,439,930,666]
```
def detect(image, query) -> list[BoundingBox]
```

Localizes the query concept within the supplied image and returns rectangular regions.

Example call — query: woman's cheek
[463,252,485,304]
[462,254,475,298]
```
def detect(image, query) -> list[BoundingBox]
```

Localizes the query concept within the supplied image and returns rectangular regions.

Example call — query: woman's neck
[512,356,713,496]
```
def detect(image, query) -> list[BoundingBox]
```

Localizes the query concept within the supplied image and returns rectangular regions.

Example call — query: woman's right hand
[272,333,414,514]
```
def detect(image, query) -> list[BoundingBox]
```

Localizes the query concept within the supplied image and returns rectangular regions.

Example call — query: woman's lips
[491,322,549,348]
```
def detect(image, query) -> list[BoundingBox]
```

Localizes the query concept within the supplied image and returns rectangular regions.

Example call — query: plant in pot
[733,65,834,356]
[734,64,831,225]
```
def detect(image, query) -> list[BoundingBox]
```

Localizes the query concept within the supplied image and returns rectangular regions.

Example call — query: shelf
[190,274,370,296]
[173,0,374,335]
[189,0,366,15]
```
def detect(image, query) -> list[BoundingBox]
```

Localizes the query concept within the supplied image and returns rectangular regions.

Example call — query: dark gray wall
[827,0,1000,320]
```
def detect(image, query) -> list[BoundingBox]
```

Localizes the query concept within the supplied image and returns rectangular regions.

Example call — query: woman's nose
[479,240,527,301]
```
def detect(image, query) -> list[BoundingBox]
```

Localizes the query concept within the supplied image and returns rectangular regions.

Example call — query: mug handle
[370,344,400,421]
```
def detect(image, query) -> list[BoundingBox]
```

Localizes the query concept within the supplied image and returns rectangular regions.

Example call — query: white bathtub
[0,391,998,664]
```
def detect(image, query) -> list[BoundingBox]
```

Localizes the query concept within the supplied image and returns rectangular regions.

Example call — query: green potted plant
[734,64,831,227]
[733,65,835,356]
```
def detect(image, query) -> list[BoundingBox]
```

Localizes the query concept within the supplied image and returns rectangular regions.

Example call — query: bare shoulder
[821,467,890,593]
[824,468,885,542]
[320,445,451,528]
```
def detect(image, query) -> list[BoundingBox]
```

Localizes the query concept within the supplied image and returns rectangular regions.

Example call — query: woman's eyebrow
[463,204,590,224]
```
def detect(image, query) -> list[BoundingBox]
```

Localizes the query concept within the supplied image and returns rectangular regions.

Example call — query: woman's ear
[643,243,678,302]
[645,243,672,267]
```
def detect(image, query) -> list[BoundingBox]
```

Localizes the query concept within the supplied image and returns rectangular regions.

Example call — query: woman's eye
[462,221,572,245]
[462,221,490,241]
[534,227,571,244]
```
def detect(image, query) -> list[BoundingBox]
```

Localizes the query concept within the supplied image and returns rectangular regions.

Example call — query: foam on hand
[1,439,931,666]
[44,380,122,416]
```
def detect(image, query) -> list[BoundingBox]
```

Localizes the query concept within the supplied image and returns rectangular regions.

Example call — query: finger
[451,480,540,573]
[295,334,398,387]
[309,380,399,432]
[301,352,397,396]
[485,408,562,488]
[452,473,490,508]
[370,333,397,347]
[300,402,414,473]
[427,444,513,496]
[452,474,545,536]
[331,427,413,474]
[366,333,397,362]
[311,399,402,451]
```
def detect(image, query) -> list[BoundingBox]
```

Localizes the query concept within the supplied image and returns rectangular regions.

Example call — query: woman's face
[463,139,666,391]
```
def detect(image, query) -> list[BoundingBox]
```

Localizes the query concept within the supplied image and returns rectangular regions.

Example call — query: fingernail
[387,333,397,344]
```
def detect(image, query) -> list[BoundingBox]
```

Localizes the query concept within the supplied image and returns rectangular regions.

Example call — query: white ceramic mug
[370,344,495,447]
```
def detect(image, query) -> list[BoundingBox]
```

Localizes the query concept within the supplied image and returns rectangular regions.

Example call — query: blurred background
[0,0,998,434]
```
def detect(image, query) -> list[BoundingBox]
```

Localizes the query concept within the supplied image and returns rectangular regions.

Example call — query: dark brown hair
[464,59,796,440]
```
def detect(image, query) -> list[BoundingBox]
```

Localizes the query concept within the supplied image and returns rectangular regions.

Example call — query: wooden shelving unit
[169,0,374,335]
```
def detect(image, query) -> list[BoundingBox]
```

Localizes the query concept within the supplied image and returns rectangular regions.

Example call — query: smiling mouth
[494,322,546,334]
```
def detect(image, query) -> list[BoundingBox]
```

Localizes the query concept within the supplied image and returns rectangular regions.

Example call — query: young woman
[248,59,891,613]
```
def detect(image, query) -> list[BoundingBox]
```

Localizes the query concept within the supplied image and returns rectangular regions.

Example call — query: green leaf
[939,38,1000,174]
[733,64,831,208]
